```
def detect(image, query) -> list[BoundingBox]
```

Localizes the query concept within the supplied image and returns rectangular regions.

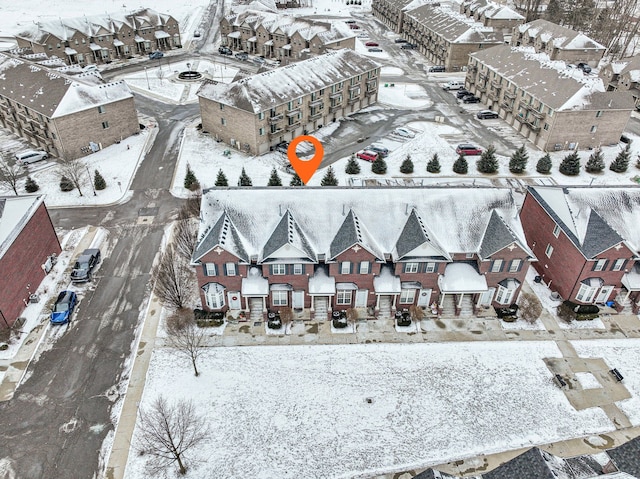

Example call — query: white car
[15,149,48,165]
[393,127,415,139]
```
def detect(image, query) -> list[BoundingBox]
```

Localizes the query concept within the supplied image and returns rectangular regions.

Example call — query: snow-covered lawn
[125,341,616,479]
[378,83,432,109]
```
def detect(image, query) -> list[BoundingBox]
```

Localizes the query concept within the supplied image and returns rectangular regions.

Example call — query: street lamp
[86,166,97,196]
[144,66,150,90]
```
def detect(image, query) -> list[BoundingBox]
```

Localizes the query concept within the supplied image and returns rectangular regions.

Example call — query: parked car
[456,143,483,156]
[15,150,48,165]
[368,144,389,157]
[253,56,266,65]
[400,43,416,50]
[149,51,164,59]
[194,31,201,38]
[235,51,249,60]
[429,65,445,72]
[70,248,101,283]
[50,290,78,325]
[368,47,383,52]
[476,110,499,120]
[83,64,98,73]
[218,46,232,55]
[462,95,481,104]
[394,38,408,43]
[357,32,368,38]
[356,150,379,162]
[577,62,592,74]
[443,81,464,91]
[393,127,415,139]
[275,141,290,154]
[456,89,471,99]
[349,24,360,29]
[365,41,379,47]
[345,20,356,24]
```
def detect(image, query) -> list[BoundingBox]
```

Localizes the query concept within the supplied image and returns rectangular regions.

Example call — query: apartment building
[600,54,640,109]
[197,49,380,155]
[14,8,180,66]
[192,187,535,320]
[521,186,640,312]
[466,45,632,151]
[220,11,355,63]
[459,0,524,38]
[372,0,431,33]
[0,54,139,160]
[402,4,504,71]
[511,19,605,66]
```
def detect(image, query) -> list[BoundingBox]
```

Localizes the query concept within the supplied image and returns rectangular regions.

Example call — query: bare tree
[178,191,202,221]
[0,155,21,195]
[166,309,206,376]
[152,245,193,310]
[173,218,198,260]
[137,395,210,476]
[57,157,86,196]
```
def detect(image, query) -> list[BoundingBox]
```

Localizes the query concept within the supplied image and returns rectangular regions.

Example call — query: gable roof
[0,195,46,259]
[262,210,316,262]
[0,53,132,118]
[197,49,380,113]
[395,209,451,260]
[608,436,640,478]
[479,210,529,259]
[329,209,384,261]
[192,211,250,263]
[517,19,605,51]
[528,186,640,258]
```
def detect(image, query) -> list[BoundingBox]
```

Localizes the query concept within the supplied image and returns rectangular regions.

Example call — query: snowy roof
[14,8,176,44]
[611,55,640,80]
[314,23,356,44]
[0,53,133,118]
[394,209,451,261]
[404,4,503,44]
[373,266,401,294]
[622,263,640,291]
[438,262,488,292]
[262,210,316,262]
[470,46,633,111]
[517,19,605,51]
[308,267,335,294]
[195,187,532,264]
[0,195,46,259]
[477,4,524,21]
[197,49,380,114]
[528,186,640,258]
[192,211,250,263]
[241,267,269,295]
[479,210,528,259]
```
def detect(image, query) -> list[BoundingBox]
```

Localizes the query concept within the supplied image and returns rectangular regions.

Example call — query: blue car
[50,290,78,325]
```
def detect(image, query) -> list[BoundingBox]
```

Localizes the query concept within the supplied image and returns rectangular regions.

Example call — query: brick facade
[0,199,61,328]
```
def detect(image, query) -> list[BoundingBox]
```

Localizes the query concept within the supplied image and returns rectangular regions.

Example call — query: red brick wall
[0,203,61,327]
[328,247,381,309]
[261,263,311,309]
[195,248,247,312]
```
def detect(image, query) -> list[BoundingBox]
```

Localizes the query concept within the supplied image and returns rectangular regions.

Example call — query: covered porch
[241,267,269,320]
[308,267,335,320]
[438,262,488,316]
[620,264,640,313]
[373,267,401,319]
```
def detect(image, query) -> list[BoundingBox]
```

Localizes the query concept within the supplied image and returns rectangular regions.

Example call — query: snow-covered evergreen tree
[610,144,631,173]
[559,151,581,176]
[509,145,529,174]
[427,153,441,173]
[536,153,552,174]
[476,145,498,174]
[585,149,605,173]
[453,154,468,174]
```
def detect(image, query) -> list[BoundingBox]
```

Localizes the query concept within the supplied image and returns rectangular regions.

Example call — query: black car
[218,46,232,55]
[400,43,416,50]
[476,110,499,119]
[235,51,249,60]
[456,89,470,99]
[577,62,592,74]
[71,248,101,283]
[462,95,481,104]
[429,65,445,72]
[275,141,289,154]
[394,38,408,43]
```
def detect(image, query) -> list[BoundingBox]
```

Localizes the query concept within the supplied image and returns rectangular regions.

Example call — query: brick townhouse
[0,196,61,328]
[197,49,380,155]
[459,0,524,38]
[466,45,632,152]
[191,187,535,320]
[220,11,355,63]
[510,19,605,66]
[0,53,139,160]
[600,54,640,110]
[14,8,180,66]
[402,4,504,71]
[521,186,640,313]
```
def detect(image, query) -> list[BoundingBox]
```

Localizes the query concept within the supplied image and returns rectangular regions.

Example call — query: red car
[365,41,379,47]
[456,144,482,156]
[356,150,379,162]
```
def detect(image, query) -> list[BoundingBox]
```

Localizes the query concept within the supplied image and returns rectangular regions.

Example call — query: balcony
[476,85,487,93]
[488,90,500,101]
[286,109,300,117]
[348,83,360,91]
[329,91,342,99]
[365,89,377,97]
[525,119,541,132]
[309,98,323,108]
[269,114,283,123]
[286,121,300,131]
[329,104,342,113]
[503,89,516,100]
[348,97,359,105]
[268,128,283,137]
[478,72,488,81]
[491,80,502,89]
[366,77,377,86]
[522,103,546,118]
[308,112,323,120]
[501,102,513,112]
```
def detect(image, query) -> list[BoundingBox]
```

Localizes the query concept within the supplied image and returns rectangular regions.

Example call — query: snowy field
[124,342,617,479]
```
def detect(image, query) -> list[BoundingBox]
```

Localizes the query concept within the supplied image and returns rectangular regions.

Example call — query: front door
[595,285,614,304]
[292,290,304,309]
[355,289,368,307]
[227,291,242,310]
[417,289,432,306]
[479,288,495,306]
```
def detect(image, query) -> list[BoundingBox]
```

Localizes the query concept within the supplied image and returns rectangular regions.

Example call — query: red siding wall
[0,203,61,327]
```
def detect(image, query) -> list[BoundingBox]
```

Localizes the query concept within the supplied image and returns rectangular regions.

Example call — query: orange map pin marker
[287,135,324,185]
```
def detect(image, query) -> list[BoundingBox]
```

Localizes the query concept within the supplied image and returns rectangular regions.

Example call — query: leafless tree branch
[0,155,21,196]
[166,309,206,377]
[57,157,86,196]
[152,245,194,310]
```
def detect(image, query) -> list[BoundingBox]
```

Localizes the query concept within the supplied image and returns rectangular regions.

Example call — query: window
[508,259,522,273]
[590,125,597,133]
[337,290,352,305]
[259,127,265,136]
[225,263,236,276]
[545,244,553,258]
[612,259,625,271]
[495,285,514,305]
[219,103,224,110]
[543,123,549,131]
[404,262,419,273]
[205,285,225,309]
[204,263,217,276]
[340,262,351,274]
[576,283,597,303]
[399,289,416,304]
[293,263,303,275]
[288,101,293,110]
[359,261,370,274]
[490,259,503,273]
[593,259,607,271]
[272,264,286,275]
[258,112,264,120]
[97,105,106,114]
[272,290,288,306]
[596,110,603,118]
[465,253,474,259]
[553,224,560,238]
[221,118,226,126]
[101,121,109,129]
[425,262,436,273]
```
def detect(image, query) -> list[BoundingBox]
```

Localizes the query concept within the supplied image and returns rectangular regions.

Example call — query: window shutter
[603,260,609,271]
[499,260,505,272]
[420,263,427,273]
[202,264,208,275]
[517,260,523,272]
[269,265,273,275]
[403,263,407,274]
[287,264,292,275]
[349,262,353,274]
[223,264,227,276]
[433,263,439,273]
[621,260,628,271]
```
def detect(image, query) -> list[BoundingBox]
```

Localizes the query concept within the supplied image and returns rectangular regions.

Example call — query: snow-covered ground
[124,341,620,478]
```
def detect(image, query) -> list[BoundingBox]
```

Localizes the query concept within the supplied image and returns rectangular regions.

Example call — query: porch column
[457,293,465,308]
[262,296,266,312]
[476,293,483,307]
[439,292,446,308]
[623,289,631,304]
[391,294,397,309]
[244,296,249,311]
[375,294,381,309]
